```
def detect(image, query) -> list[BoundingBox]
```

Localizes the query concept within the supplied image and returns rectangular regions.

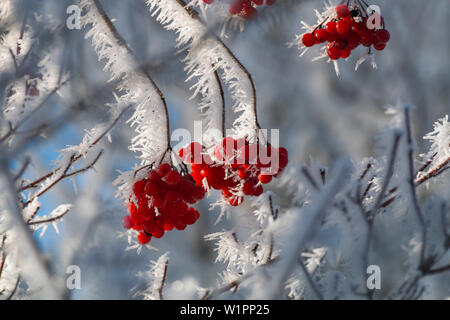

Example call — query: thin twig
[6,275,20,300]
[371,132,402,216]
[18,105,131,192]
[92,0,171,148]
[157,260,169,300]
[404,108,427,268]
[27,207,72,226]
[298,257,324,300]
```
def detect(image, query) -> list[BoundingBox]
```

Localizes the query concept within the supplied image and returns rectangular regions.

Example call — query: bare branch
[298,257,324,300]
[371,132,402,216]
[157,260,169,300]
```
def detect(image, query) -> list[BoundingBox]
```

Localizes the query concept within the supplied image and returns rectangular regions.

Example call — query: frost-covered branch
[0,159,61,299]
[267,160,352,299]
[80,0,171,163]
[140,253,169,300]
[147,0,260,140]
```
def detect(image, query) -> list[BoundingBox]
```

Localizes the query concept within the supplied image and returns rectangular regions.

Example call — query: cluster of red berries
[179,137,288,206]
[123,163,205,245]
[302,4,390,60]
[202,0,276,20]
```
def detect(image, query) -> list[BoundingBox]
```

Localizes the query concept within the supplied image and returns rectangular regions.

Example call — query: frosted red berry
[335,5,350,18]
[157,163,172,178]
[300,4,390,63]
[336,19,351,35]
[327,42,341,60]
[122,216,133,229]
[229,0,245,15]
[314,29,328,44]
[126,161,206,244]
[138,232,152,245]
[325,21,337,34]
[375,29,390,44]
[373,42,386,51]
[302,33,316,47]
[165,170,181,186]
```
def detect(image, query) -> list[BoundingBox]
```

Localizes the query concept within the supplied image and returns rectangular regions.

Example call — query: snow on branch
[418,115,450,184]
[0,2,68,146]
[0,162,61,299]
[147,0,259,140]
[265,160,352,299]
[139,252,169,300]
[79,0,170,164]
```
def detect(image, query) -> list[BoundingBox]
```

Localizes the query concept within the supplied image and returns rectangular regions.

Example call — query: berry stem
[157,259,169,300]
[212,66,226,138]
[312,16,329,33]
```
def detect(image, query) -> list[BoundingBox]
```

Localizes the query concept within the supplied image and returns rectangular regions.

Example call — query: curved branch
[175,0,260,130]
[92,0,171,148]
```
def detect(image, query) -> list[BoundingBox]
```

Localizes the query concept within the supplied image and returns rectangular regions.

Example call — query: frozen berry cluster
[302,4,390,60]
[202,0,276,20]
[123,163,205,244]
[179,137,288,206]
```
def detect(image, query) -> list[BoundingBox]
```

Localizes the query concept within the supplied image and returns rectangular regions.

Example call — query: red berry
[314,29,328,44]
[165,189,181,202]
[359,30,374,47]
[222,137,237,158]
[243,179,257,195]
[164,223,174,231]
[325,21,337,34]
[129,199,137,213]
[133,180,146,197]
[148,170,161,183]
[302,33,316,47]
[279,147,288,157]
[122,216,133,229]
[180,142,203,164]
[165,170,181,186]
[191,170,204,186]
[152,224,165,239]
[138,232,152,244]
[348,31,361,50]
[336,19,351,35]
[157,163,172,178]
[327,42,342,60]
[340,47,351,59]
[335,5,350,18]
[222,188,233,198]
[203,0,214,4]
[375,29,390,43]
[230,0,245,14]
[152,196,167,208]
[252,0,263,5]
[258,174,272,184]
[352,21,367,33]
[373,42,386,51]
[237,167,250,179]
[144,180,159,196]
[253,184,263,196]
[229,196,243,206]
[174,222,187,230]
[192,185,206,200]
